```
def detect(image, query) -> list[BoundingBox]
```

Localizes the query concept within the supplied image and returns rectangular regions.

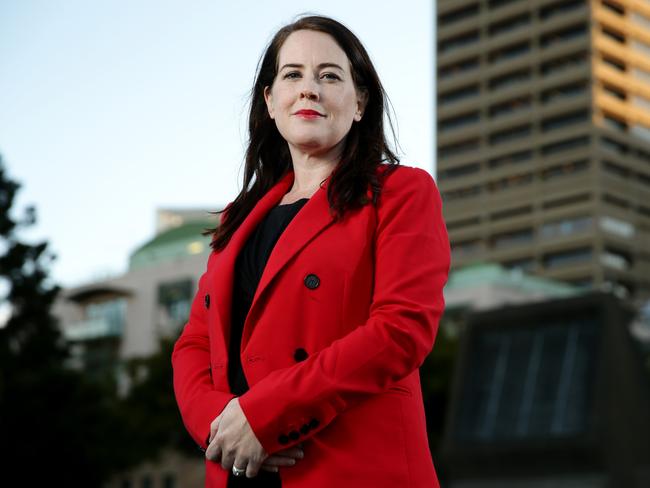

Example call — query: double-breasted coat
[172,164,451,488]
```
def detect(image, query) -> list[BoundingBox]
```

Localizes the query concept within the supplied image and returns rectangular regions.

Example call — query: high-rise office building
[436,0,650,302]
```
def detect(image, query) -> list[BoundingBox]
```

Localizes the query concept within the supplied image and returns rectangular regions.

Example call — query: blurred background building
[53,207,216,393]
[436,0,650,304]
[436,0,650,486]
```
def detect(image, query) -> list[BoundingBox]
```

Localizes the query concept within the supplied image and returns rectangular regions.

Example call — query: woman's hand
[205,398,272,478]
[260,445,305,473]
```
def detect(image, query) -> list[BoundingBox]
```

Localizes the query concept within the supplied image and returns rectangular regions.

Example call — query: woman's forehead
[278,30,350,70]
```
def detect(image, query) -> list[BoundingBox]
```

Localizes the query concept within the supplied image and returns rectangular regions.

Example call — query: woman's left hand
[205,397,268,478]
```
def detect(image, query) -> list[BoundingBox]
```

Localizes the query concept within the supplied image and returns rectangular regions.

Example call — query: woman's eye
[322,73,340,80]
[283,71,301,79]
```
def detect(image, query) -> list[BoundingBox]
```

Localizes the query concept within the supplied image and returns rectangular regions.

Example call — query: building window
[602,112,628,132]
[602,193,630,209]
[602,83,626,100]
[488,41,530,64]
[542,193,591,210]
[447,216,482,230]
[543,247,592,269]
[439,57,480,80]
[489,124,532,145]
[489,68,531,91]
[541,160,590,180]
[491,228,534,249]
[600,136,627,155]
[442,186,482,201]
[601,0,625,15]
[439,30,480,54]
[489,150,533,169]
[85,299,127,337]
[489,95,532,118]
[438,162,481,179]
[439,3,480,25]
[541,51,588,76]
[601,54,626,72]
[599,216,635,239]
[158,279,193,335]
[541,81,588,104]
[540,24,588,48]
[438,138,480,158]
[540,216,593,239]
[539,0,585,20]
[541,136,590,156]
[490,205,533,221]
[488,13,530,37]
[601,247,632,271]
[439,111,481,132]
[488,0,524,8]
[541,110,589,132]
[601,26,625,44]
[439,84,480,105]
[488,173,534,192]
[601,160,629,179]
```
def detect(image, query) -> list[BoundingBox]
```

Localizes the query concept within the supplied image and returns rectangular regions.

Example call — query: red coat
[172,164,450,488]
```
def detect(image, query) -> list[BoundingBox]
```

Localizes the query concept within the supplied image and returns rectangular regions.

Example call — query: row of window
[441,160,592,201]
[450,212,635,241]
[600,135,650,164]
[442,158,650,200]
[439,81,589,132]
[455,240,634,272]
[440,157,592,182]
[439,51,589,103]
[438,0,584,30]
[439,0,649,29]
[439,113,590,158]
[439,22,587,59]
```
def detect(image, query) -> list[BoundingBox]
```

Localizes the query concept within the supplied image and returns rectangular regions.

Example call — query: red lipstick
[295,109,324,119]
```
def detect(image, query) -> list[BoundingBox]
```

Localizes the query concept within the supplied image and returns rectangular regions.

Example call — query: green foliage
[116,336,199,463]
[0,155,132,485]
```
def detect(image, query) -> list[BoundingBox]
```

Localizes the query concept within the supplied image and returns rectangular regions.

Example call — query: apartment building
[436,0,650,302]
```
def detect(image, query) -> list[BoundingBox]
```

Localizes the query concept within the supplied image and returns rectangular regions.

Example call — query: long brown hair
[204,14,400,252]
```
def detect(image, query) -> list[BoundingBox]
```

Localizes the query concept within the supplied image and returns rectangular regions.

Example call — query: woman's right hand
[259,444,305,473]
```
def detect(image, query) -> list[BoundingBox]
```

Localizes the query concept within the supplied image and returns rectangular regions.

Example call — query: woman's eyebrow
[279,62,345,71]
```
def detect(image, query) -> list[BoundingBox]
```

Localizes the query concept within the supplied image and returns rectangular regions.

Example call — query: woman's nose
[300,78,319,100]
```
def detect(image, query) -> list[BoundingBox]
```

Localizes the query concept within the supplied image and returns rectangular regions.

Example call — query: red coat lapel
[211,169,337,354]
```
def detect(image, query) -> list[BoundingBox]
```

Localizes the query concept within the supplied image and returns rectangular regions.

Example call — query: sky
[0,0,436,289]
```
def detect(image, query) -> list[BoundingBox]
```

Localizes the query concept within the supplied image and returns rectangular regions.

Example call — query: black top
[226,197,309,488]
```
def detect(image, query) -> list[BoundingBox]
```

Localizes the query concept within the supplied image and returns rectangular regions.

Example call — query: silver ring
[232,465,246,477]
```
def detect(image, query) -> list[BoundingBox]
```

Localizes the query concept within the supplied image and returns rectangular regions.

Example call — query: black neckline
[276,197,309,208]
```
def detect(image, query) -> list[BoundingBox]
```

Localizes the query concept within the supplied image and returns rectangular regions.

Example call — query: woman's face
[264,29,368,159]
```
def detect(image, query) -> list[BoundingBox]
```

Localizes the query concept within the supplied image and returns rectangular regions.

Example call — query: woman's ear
[354,88,369,122]
[264,86,275,120]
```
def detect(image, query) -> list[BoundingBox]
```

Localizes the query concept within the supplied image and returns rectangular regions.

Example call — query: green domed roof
[129,219,215,269]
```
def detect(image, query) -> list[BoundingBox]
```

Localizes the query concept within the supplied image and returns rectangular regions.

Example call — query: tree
[0,155,131,486]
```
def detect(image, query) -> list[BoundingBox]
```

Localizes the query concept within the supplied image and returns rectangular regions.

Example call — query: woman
[172,14,450,488]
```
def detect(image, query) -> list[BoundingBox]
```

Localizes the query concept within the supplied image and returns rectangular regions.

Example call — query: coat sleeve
[171,231,236,452]
[238,166,451,454]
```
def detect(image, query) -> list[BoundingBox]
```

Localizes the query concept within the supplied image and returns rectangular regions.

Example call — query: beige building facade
[437,0,650,302]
